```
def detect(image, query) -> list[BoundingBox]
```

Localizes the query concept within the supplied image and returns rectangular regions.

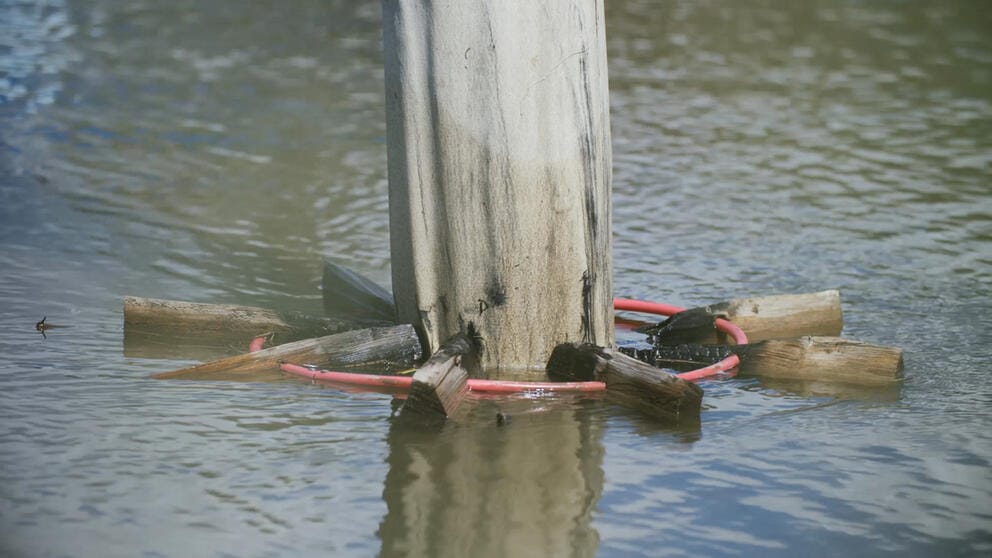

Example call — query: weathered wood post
[384,0,614,372]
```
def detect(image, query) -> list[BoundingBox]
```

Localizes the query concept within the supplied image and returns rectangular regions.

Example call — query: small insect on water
[35,316,69,339]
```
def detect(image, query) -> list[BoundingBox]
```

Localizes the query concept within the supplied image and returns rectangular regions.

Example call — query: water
[1,1,990,556]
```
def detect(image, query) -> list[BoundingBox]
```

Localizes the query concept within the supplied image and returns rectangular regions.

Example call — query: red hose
[248,335,267,353]
[280,362,414,389]
[279,362,607,393]
[264,297,748,394]
[613,298,746,382]
[612,298,748,345]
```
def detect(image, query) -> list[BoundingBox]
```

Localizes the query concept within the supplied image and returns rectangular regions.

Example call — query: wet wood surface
[124,296,392,360]
[546,343,703,424]
[384,0,614,371]
[152,325,422,381]
[739,336,903,386]
[640,290,844,344]
[401,334,476,420]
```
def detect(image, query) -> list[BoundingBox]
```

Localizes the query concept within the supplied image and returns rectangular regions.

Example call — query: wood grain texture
[124,296,375,338]
[714,290,843,343]
[151,325,422,381]
[402,334,476,419]
[649,290,843,344]
[384,0,613,371]
[547,343,702,424]
[125,296,293,333]
[741,336,903,386]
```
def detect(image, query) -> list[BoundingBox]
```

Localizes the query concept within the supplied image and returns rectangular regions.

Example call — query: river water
[1,1,990,556]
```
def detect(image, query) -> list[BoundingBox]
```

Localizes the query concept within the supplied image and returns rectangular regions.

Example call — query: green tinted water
[1,1,990,556]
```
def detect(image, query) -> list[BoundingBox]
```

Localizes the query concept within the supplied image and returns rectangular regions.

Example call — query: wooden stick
[716,290,843,342]
[124,296,383,336]
[126,296,291,332]
[546,343,702,424]
[624,335,903,386]
[152,325,422,381]
[124,296,391,360]
[739,336,903,386]
[401,334,476,419]
[641,290,843,344]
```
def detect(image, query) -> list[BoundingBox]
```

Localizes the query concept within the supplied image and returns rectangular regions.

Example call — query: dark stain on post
[465,321,484,372]
[486,277,506,307]
[580,270,593,343]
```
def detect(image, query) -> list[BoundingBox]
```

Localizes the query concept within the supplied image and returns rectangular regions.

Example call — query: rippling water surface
[1,1,990,557]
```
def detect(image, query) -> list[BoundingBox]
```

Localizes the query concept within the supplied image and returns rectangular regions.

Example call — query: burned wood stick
[546,343,702,424]
[620,344,736,369]
[622,336,903,386]
[640,290,843,344]
[401,334,478,419]
[152,324,421,381]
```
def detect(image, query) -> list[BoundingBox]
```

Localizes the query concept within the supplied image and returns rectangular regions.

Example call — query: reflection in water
[378,398,604,558]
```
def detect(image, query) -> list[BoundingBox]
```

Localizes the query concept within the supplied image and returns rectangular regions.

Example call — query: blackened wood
[547,343,702,424]
[621,336,903,386]
[619,344,736,369]
[321,259,395,322]
[152,325,422,381]
[640,290,843,344]
[401,334,477,419]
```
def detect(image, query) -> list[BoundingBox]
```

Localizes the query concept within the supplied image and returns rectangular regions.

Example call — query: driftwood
[739,336,903,386]
[152,325,421,381]
[124,295,386,334]
[639,290,843,344]
[401,334,478,419]
[124,296,389,358]
[546,343,702,424]
[624,336,902,386]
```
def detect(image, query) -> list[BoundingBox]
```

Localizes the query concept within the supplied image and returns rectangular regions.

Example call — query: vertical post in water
[383,0,614,372]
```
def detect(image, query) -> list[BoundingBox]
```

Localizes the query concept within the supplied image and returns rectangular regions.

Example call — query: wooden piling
[383,0,614,371]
